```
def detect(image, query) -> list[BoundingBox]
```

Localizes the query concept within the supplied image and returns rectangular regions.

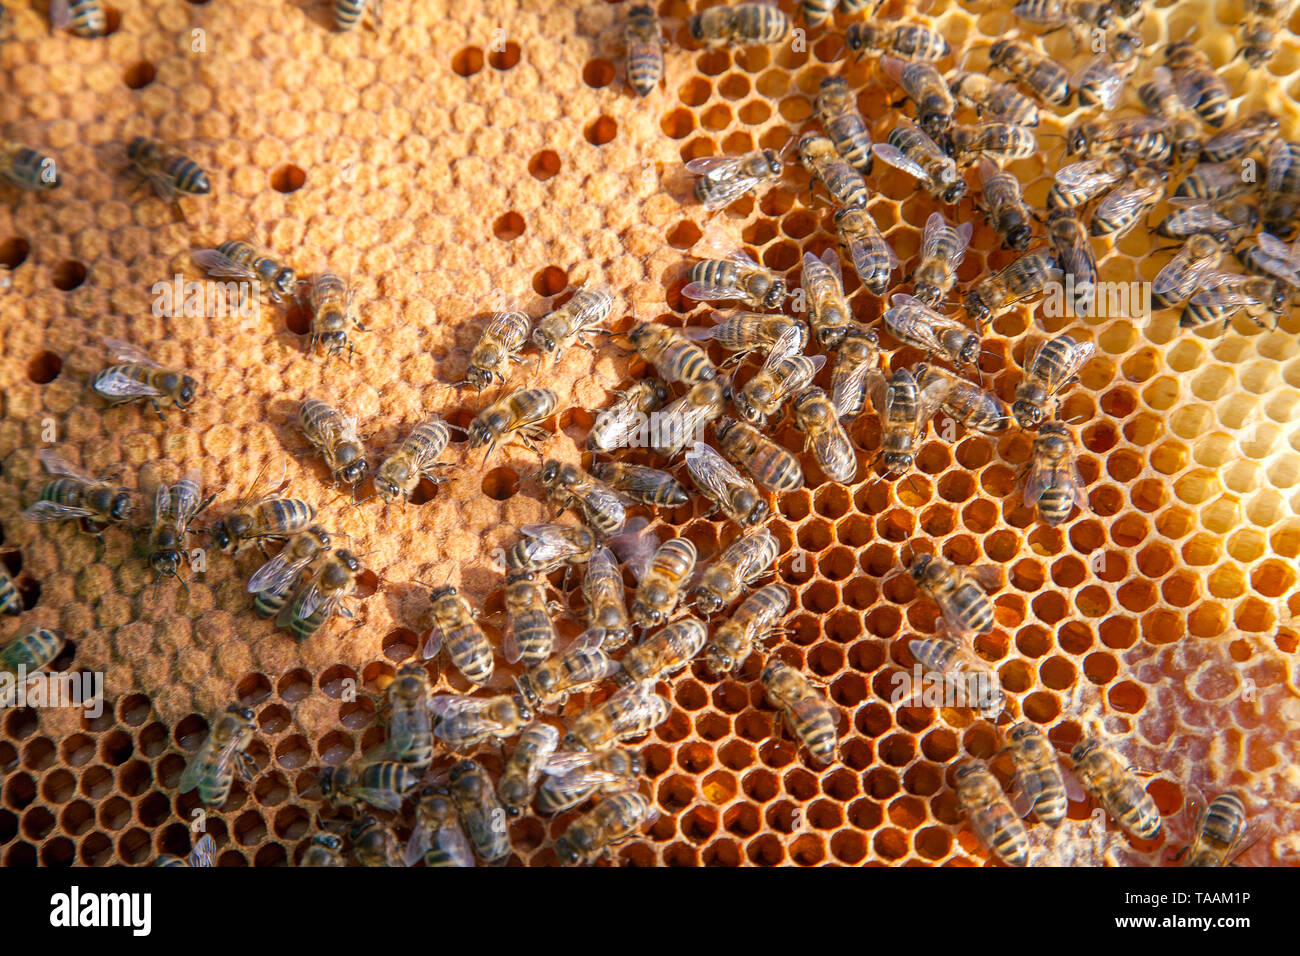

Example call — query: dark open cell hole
[667,219,703,249]
[124,61,156,89]
[583,57,616,88]
[354,569,379,597]
[452,46,484,76]
[277,668,312,703]
[528,150,561,180]
[0,237,29,269]
[488,41,521,70]
[533,266,567,297]
[26,351,61,384]
[271,164,305,193]
[101,5,122,33]
[52,260,87,291]
[492,211,525,240]
[382,628,418,661]
[481,466,518,500]
[284,299,311,334]
[585,116,618,146]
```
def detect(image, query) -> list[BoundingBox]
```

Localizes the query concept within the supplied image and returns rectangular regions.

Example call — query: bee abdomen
[333,0,366,30]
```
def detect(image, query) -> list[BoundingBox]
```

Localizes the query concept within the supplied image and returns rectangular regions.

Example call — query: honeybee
[686,441,769,528]
[304,272,363,362]
[801,0,836,27]
[321,761,420,813]
[1047,155,1132,210]
[1047,209,1098,316]
[873,121,966,204]
[381,662,434,771]
[583,547,633,649]
[590,462,690,509]
[845,18,949,60]
[405,789,475,867]
[146,471,214,594]
[964,250,1063,329]
[1236,231,1300,287]
[178,704,257,808]
[912,212,973,308]
[791,387,858,484]
[504,571,560,667]
[348,816,399,867]
[686,311,808,360]
[1066,116,1171,164]
[802,249,854,348]
[715,416,804,492]
[760,659,838,765]
[276,548,363,642]
[1166,40,1229,128]
[978,161,1034,251]
[703,583,790,674]
[1264,138,1300,237]
[423,585,495,684]
[685,249,787,310]
[988,38,1072,106]
[798,133,870,209]
[688,2,791,46]
[884,294,980,371]
[564,678,671,751]
[50,0,105,36]
[1136,67,1203,164]
[835,207,897,295]
[1071,735,1163,839]
[1239,0,1289,69]
[462,309,531,392]
[0,142,60,190]
[1071,49,1139,111]
[1012,334,1096,428]
[1024,421,1087,526]
[91,338,199,419]
[430,693,533,753]
[468,387,557,460]
[1174,161,1250,202]
[631,536,698,627]
[0,558,20,617]
[126,137,210,215]
[554,791,657,865]
[447,759,511,864]
[733,326,824,426]
[1011,0,1113,31]
[333,0,381,31]
[954,760,1030,866]
[908,635,1006,719]
[587,379,671,453]
[629,322,717,386]
[948,122,1038,164]
[0,628,65,687]
[624,3,665,97]
[300,834,346,867]
[651,380,725,457]
[23,449,133,533]
[515,637,620,710]
[908,552,1001,638]
[1157,198,1258,242]
[620,616,708,683]
[503,523,598,575]
[368,416,453,505]
[1154,234,1227,306]
[1179,791,1255,867]
[539,460,627,538]
[190,240,296,304]
[537,748,644,814]
[828,327,883,421]
[687,149,784,211]
[1179,273,1289,332]
[1003,722,1069,827]
[155,834,216,868]
[915,364,1011,435]
[498,723,561,816]
[1201,111,1279,163]
[870,367,943,476]
[879,59,952,142]
[692,527,779,615]
[246,525,332,619]
[210,461,314,554]
[815,76,874,175]
[532,284,613,361]
[298,398,367,486]
[949,73,1039,127]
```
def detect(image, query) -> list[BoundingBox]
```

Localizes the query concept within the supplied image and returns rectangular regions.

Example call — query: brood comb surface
[0,0,1298,866]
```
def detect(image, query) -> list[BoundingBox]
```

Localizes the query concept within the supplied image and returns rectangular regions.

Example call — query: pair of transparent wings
[1053,156,1130,195]
[23,448,119,522]
[868,366,944,432]
[1071,54,1133,111]
[685,152,772,211]
[685,442,752,505]
[247,542,317,597]
[176,731,246,796]
[190,246,262,284]
[403,813,475,867]
[1153,238,1227,300]
[883,292,974,355]
[920,211,974,265]
[1024,337,1097,391]
[1023,449,1088,511]
[93,337,170,401]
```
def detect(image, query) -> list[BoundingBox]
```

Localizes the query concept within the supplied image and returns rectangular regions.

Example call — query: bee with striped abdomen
[685,249,787,311]
[1236,231,1300,287]
[835,206,897,295]
[1179,791,1257,867]
[468,387,557,460]
[539,460,627,538]
[624,3,664,96]
[629,322,717,385]
[1024,421,1087,526]
[884,293,980,371]
[1179,273,1289,332]
[715,416,804,492]
[881,57,954,139]
[845,17,949,60]
[430,693,532,753]
[447,758,511,864]
[873,121,966,204]
[210,460,315,554]
[870,367,944,477]
[652,380,726,457]
[370,416,453,505]
[703,582,790,674]
[798,133,870,210]
[300,834,346,867]
[590,462,690,509]
[191,240,296,304]
[503,571,560,667]
[1003,722,1070,827]
[1154,234,1227,307]
[533,284,613,363]
[498,723,561,816]
[587,379,671,453]
[0,142,60,191]
[1264,138,1300,238]
[463,308,530,393]
[1012,334,1096,428]
[954,760,1030,866]
[911,212,973,308]
[504,523,598,575]
[155,834,215,868]
[915,364,1011,436]
[1047,155,1132,211]
[829,327,883,421]
[791,387,858,484]
[1047,209,1098,317]
[1157,198,1258,242]
[688,150,784,211]
[947,122,1037,165]
[689,2,791,46]
[333,0,382,31]
[815,76,874,175]
[305,272,364,362]
[1238,0,1288,69]
[554,792,657,866]
[964,250,1062,330]
[686,441,769,528]
[732,326,825,426]
[320,761,420,813]
[276,548,364,642]
[537,748,643,814]
[1174,161,1251,202]
[802,249,854,349]
[298,398,367,486]
[1010,0,1113,33]
[1136,66,1202,164]
[23,449,132,534]
[1201,111,1279,163]
[978,160,1034,251]
[146,471,215,595]
[687,312,807,361]
[1071,735,1163,839]
[247,525,331,619]
[1071,48,1139,112]
[50,0,105,37]
[564,678,671,751]
[347,816,399,868]
[908,552,1001,638]
[423,585,494,684]
[908,635,1006,719]
[91,338,199,420]
[405,789,474,867]
[619,616,708,683]
[583,547,633,649]
[692,527,779,615]
[1067,117,1171,164]
[761,659,838,765]
[949,73,1039,127]
[0,628,65,686]
[380,662,434,772]
[1165,40,1229,128]
[989,38,1071,106]
[515,636,619,711]
[126,137,210,217]
[630,536,697,627]
[178,704,257,808]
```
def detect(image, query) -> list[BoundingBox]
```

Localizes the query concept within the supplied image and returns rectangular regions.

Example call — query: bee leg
[150,399,166,422]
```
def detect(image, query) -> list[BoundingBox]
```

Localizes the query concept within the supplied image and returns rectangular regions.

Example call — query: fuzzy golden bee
[760,659,838,765]
[684,249,787,311]
[714,416,805,492]
[276,548,364,642]
[468,387,557,460]
[873,121,966,204]
[802,248,855,348]
[619,616,708,683]
[587,379,671,453]
[91,338,199,420]
[631,536,698,627]
[628,322,718,386]
[815,76,874,175]
[423,585,495,685]
[298,398,367,486]
[554,791,657,866]
[954,760,1030,866]
[532,284,613,361]
[1,142,61,191]
[692,527,779,615]
[835,207,897,295]
[688,150,784,211]
[1003,722,1070,828]
[463,309,531,391]
[799,132,870,210]
[732,326,825,426]
[624,3,665,96]
[791,387,858,484]
[498,723,561,816]
[1071,735,1163,839]
[515,638,619,711]
[908,635,1006,719]
[703,583,790,674]
[1012,334,1096,428]
[369,416,453,505]
[178,704,257,808]
[563,678,671,751]
[908,552,1001,638]
[430,693,533,753]
[537,747,644,814]
[689,2,791,46]
[191,240,296,304]
[582,547,633,649]
[685,441,770,528]
[23,449,133,534]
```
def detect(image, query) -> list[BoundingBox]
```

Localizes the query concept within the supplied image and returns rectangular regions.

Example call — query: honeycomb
[1,0,1300,867]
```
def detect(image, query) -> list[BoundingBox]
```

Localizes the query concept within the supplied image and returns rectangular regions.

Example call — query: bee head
[762,149,782,177]
[1071,737,1100,763]
[633,601,663,627]
[373,474,404,503]
[110,492,133,522]
[695,588,723,616]
[940,181,966,204]
[907,553,932,582]
[955,333,980,368]
[561,731,580,749]
[531,327,557,354]
[512,695,533,722]
[429,584,456,601]
[1011,400,1044,429]
[314,834,342,851]
[211,521,234,552]
[817,325,847,349]
[177,375,198,407]
[553,836,582,866]
[740,495,769,526]
[952,760,981,782]
[338,459,367,485]
[962,293,989,328]
[687,14,703,41]
[190,171,212,195]
[227,704,255,722]
[759,658,783,685]
[1067,126,1088,155]
[464,364,494,391]
[628,323,654,349]
[150,548,183,577]
[273,268,297,300]
[337,549,362,573]
[1007,224,1032,250]
[1007,722,1036,743]
[539,460,561,486]
[882,451,914,473]
[318,768,337,796]
[1093,3,1114,29]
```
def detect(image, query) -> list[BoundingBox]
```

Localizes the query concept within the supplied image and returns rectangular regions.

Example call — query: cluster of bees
[1,0,1285,867]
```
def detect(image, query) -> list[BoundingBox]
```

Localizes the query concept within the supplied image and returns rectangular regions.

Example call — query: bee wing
[247,551,314,595]
[819,247,844,285]
[1022,458,1056,507]
[691,222,755,263]
[1173,70,1215,114]
[190,248,258,281]
[102,337,160,367]
[919,212,947,260]
[518,523,582,565]
[867,369,890,417]
[502,619,524,665]
[1095,181,1157,223]
[403,826,431,866]
[50,0,73,29]
[350,789,405,813]
[92,367,164,400]
[1256,231,1297,263]
[1073,58,1126,110]
[436,820,477,867]
[37,449,96,481]
[1153,246,1213,299]
[967,564,1006,592]
[610,526,659,581]
[811,428,854,479]
[685,442,746,502]
[764,324,805,369]
[1056,338,1097,384]
[188,834,216,867]
[173,470,205,523]
[700,173,766,211]
[176,749,206,795]
[1010,768,1046,819]
[684,155,746,178]
[287,579,326,623]
[832,360,877,419]
[428,694,484,721]
[23,499,98,522]
[917,366,954,408]
[421,623,443,660]
[682,281,744,303]
[871,142,929,180]
[152,482,171,526]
